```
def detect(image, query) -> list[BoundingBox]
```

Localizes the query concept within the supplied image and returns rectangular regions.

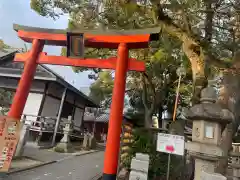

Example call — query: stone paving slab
[11,157,42,171]
[0,141,98,176]
[22,143,72,162]
[23,142,99,162]
[4,151,104,180]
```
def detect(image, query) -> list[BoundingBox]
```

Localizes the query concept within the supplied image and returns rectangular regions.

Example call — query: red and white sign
[0,116,21,172]
[157,133,185,156]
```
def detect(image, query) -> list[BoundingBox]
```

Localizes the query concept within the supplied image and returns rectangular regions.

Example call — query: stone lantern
[185,83,233,179]
[55,116,74,153]
[161,108,173,129]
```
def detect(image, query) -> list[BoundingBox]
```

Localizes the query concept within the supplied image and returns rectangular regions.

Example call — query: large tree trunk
[182,42,238,176]
[218,54,240,136]
[182,41,207,105]
[144,111,152,128]
[216,124,233,175]
[155,4,239,176]
[215,53,240,174]
[142,73,156,128]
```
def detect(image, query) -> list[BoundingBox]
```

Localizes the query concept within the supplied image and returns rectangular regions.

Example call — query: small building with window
[0,49,98,144]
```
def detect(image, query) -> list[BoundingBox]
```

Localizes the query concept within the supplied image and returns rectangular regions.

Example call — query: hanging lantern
[162,109,173,121]
[176,65,186,77]
[162,109,173,129]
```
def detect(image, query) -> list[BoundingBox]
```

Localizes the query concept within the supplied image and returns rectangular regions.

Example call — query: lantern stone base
[186,142,226,180]
[89,136,97,149]
[83,134,90,150]
[200,171,226,180]
[54,142,74,153]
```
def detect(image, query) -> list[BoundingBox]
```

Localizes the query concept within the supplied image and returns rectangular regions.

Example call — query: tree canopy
[30,0,240,129]
[0,40,14,114]
[31,0,240,84]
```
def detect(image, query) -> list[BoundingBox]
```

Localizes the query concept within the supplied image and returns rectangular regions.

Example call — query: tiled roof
[0,49,16,60]
[83,112,95,121]
[83,112,109,123]
[95,114,109,123]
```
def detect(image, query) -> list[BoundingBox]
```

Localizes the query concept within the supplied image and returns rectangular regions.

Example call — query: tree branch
[204,0,214,43]
[144,72,156,113]
[153,3,201,44]
[141,73,149,110]
[152,3,234,69]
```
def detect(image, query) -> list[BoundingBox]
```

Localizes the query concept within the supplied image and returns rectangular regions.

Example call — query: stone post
[186,84,233,180]
[89,134,97,149]
[54,116,74,153]
[14,115,30,157]
[228,144,240,180]
[83,133,90,150]
[200,171,227,180]
[129,153,149,180]
[218,123,233,174]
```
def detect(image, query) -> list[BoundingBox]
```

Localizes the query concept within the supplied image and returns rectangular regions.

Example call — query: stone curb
[6,160,57,175]
[74,150,100,156]
[7,149,101,175]
[89,172,102,180]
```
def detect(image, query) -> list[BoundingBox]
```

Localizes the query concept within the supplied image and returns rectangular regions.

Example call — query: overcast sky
[0,0,92,93]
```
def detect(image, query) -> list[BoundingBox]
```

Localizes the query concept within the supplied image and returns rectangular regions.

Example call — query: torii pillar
[10,24,159,179]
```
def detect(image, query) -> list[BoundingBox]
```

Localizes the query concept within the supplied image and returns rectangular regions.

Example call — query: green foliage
[30,0,195,121]
[0,40,11,52]
[124,109,145,127]
[0,41,14,114]
[0,89,13,115]
[150,49,167,63]
[89,70,114,106]
[30,0,60,19]
[30,0,240,65]
[61,47,66,56]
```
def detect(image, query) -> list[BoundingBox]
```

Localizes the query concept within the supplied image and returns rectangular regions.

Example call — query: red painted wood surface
[17,30,150,49]
[14,52,145,71]
[103,43,129,175]
[8,39,44,119]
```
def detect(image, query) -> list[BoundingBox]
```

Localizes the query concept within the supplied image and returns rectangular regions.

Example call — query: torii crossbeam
[9,24,159,180]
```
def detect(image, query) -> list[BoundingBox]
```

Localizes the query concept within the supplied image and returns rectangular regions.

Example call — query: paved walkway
[4,151,104,180]
[22,142,72,162]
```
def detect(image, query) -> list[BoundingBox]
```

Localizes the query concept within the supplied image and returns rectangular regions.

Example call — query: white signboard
[157,133,185,156]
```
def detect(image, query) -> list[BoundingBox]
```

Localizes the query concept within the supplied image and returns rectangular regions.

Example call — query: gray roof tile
[0,49,16,59]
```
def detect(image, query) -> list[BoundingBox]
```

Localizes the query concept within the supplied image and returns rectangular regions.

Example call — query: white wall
[23,93,43,124]
[41,95,60,117]
[74,107,84,130]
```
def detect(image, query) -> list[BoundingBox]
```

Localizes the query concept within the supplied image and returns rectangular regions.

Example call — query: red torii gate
[9,24,159,180]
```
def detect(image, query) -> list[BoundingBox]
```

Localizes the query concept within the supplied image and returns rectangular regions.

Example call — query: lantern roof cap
[186,83,233,123]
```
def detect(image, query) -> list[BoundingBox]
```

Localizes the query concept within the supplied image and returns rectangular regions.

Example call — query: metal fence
[21,114,83,141]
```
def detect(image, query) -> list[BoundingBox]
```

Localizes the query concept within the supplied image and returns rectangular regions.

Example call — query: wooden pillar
[51,87,67,146]
[103,43,128,180]
[8,39,44,119]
